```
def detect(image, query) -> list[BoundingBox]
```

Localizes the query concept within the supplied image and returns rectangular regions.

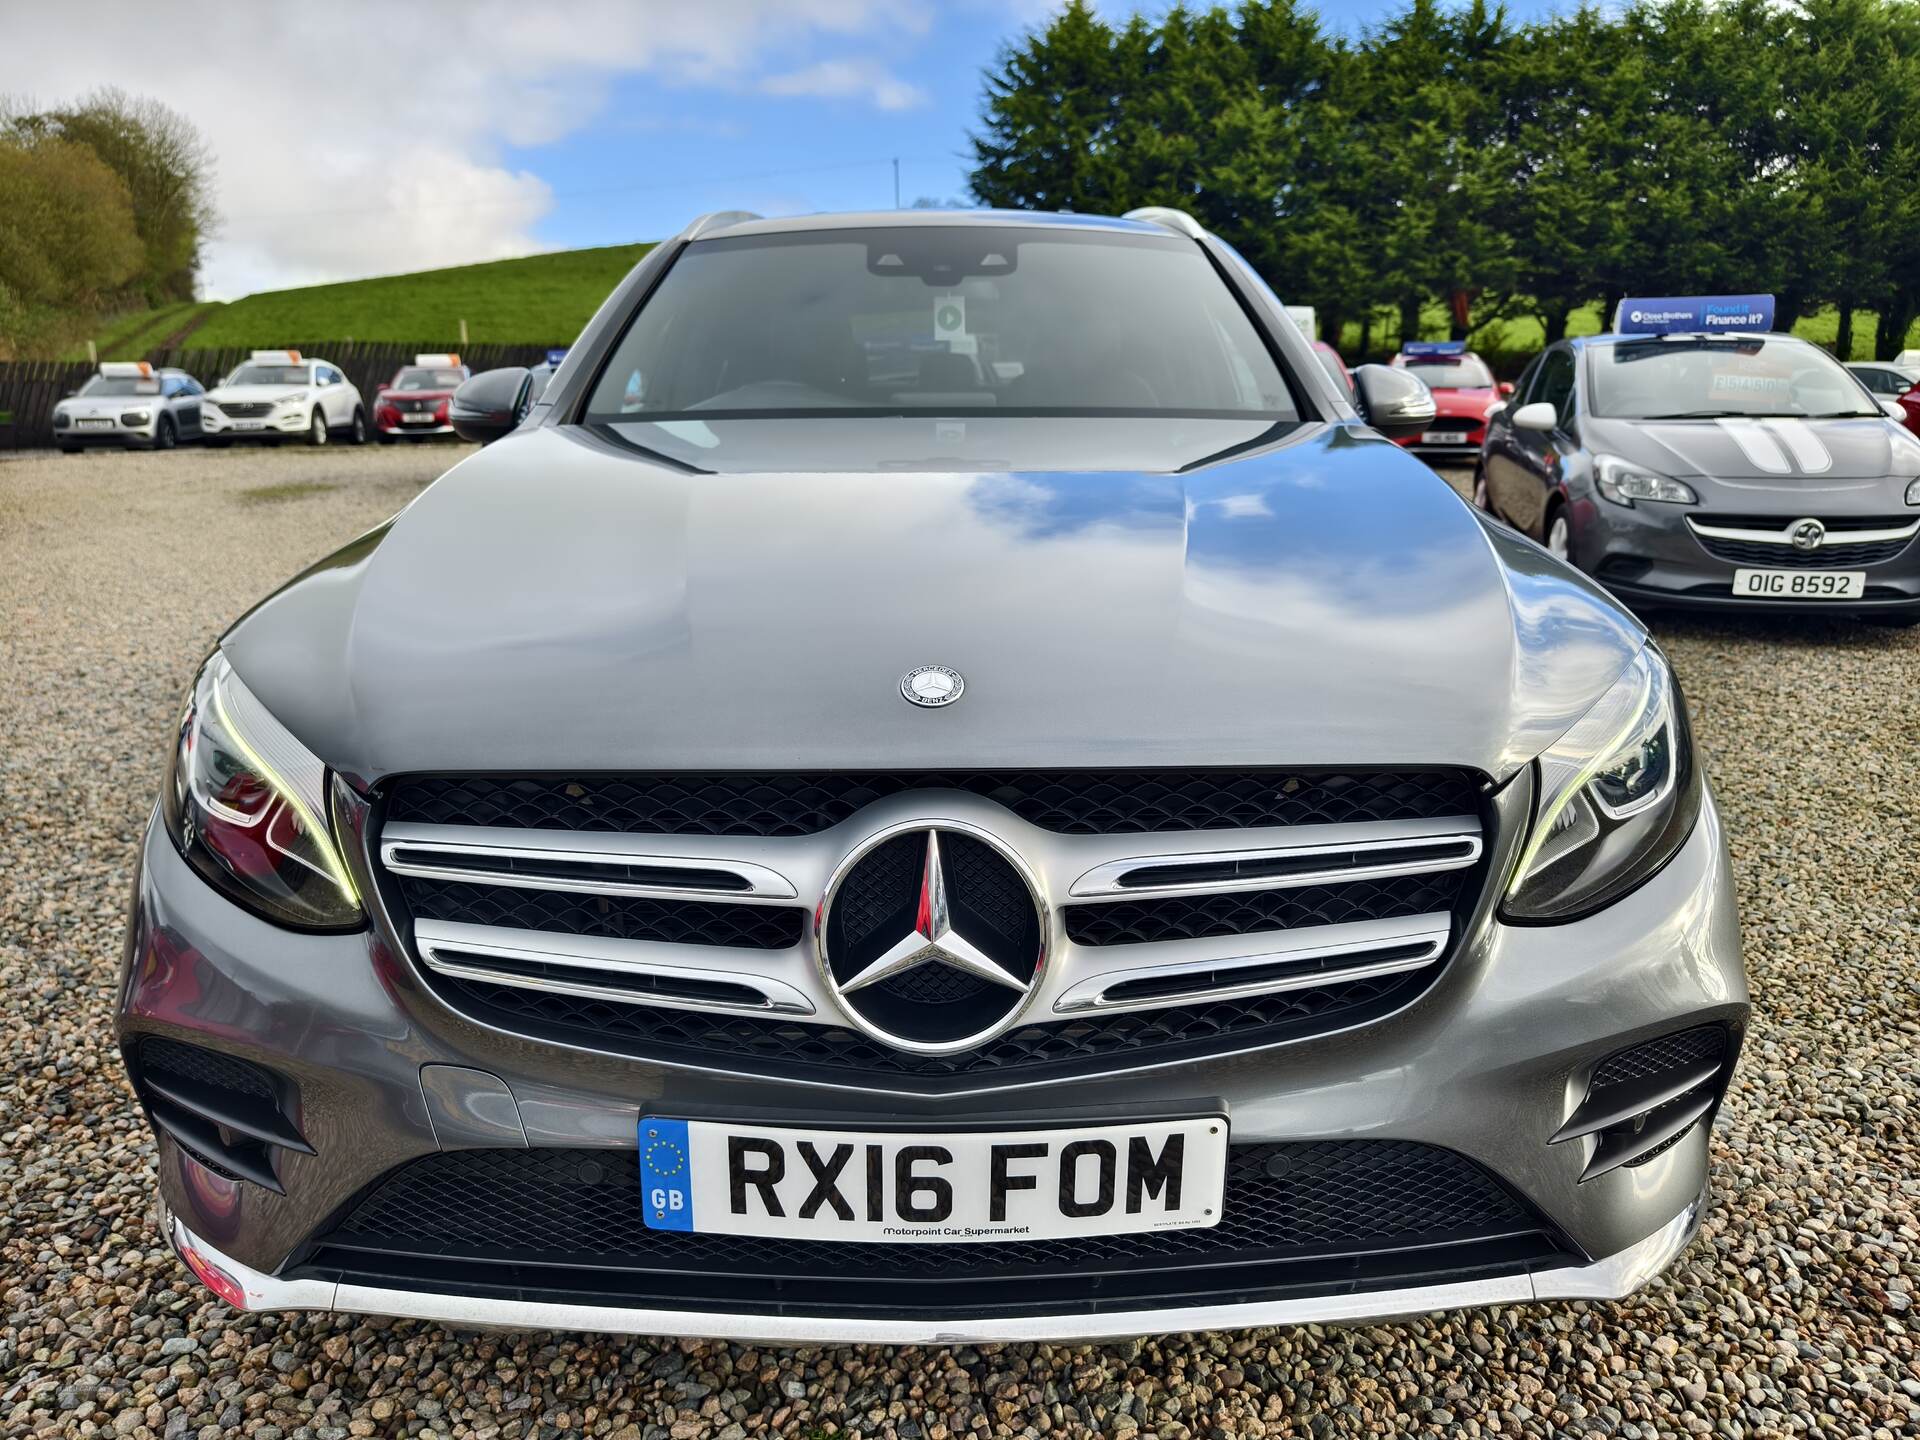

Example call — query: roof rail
[1122,206,1207,239]
[684,210,763,239]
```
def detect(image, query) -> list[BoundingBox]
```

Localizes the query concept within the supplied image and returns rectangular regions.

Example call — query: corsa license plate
[1732,568,1865,600]
[638,1116,1228,1243]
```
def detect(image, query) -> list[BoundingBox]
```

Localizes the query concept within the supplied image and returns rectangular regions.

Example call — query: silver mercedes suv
[119,208,1745,1343]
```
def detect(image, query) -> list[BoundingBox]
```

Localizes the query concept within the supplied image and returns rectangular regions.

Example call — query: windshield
[79,376,159,397]
[1589,337,1878,419]
[584,226,1296,421]
[225,364,309,387]
[1400,357,1494,390]
[392,367,466,390]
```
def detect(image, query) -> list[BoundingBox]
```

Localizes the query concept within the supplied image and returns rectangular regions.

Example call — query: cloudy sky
[0,0,1560,301]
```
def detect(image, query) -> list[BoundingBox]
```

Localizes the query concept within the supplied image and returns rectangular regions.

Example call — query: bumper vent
[1553,1025,1732,1181]
[132,1037,312,1191]
[291,1141,1572,1320]
[384,769,1483,838]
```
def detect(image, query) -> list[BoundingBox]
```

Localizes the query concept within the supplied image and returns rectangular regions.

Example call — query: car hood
[207,385,309,404]
[1586,413,1920,494]
[223,421,1645,787]
[1429,387,1498,420]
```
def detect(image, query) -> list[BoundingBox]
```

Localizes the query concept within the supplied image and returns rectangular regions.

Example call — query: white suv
[200,350,368,446]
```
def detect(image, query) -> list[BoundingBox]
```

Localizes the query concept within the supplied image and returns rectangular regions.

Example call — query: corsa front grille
[1695,535,1911,567]
[385,769,1482,838]
[292,1141,1571,1319]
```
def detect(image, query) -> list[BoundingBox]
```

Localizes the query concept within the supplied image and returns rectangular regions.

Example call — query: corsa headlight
[160,653,363,931]
[1504,645,1703,922]
[1594,454,1698,507]
[1906,477,1920,505]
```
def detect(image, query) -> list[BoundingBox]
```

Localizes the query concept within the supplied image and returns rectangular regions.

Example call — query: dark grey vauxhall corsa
[120,207,1745,1343]
[1477,326,1920,620]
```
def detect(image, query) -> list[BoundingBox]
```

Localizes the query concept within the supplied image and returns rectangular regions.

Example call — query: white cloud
[0,0,930,298]
[761,58,928,111]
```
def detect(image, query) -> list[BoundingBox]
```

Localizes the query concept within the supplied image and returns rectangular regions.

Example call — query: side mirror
[1499,381,1515,397]
[1511,401,1559,432]
[451,367,532,444]
[1881,399,1905,419]
[1351,364,1437,440]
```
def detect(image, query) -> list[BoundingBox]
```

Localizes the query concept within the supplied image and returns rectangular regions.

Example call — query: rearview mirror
[1511,401,1558,432]
[451,367,532,445]
[1351,364,1436,440]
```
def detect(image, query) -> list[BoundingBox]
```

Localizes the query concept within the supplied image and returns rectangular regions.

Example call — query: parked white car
[200,351,368,446]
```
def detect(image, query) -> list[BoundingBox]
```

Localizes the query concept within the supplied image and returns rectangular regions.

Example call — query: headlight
[1906,477,1919,505]
[52,408,70,428]
[160,653,363,931]
[121,409,152,426]
[1593,454,1697,506]
[1504,645,1703,922]
[278,391,310,407]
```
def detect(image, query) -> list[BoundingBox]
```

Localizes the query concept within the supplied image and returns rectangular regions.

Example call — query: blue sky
[4,1,1569,296]
[520,1,1569,256]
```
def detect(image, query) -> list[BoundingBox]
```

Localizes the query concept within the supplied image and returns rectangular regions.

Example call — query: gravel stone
[2,446,1916,1438]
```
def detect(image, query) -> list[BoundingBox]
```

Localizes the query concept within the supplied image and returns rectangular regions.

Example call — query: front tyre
[1545,504,1572,562]
[307,409,328,447]
[1471,463,1491,511]
[156,415,177,451]
[349,407,368,445]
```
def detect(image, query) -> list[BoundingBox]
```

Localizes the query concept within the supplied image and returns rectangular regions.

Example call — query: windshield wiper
[1638,410,1750,419]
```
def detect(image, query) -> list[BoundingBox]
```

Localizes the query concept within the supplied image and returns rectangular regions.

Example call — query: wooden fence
[0,341,562,449]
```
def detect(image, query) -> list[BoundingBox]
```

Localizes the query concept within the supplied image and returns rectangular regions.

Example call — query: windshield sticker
[621,369,646,412]
[934,293,977,356]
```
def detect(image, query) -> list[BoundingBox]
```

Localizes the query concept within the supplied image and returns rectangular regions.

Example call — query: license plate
[402,412,435,423]
[1422,430,1468,444]
[233,420,265,431]
[76,417,112,429]
[1732,568,1865,599]
[639,1116,1228,1243]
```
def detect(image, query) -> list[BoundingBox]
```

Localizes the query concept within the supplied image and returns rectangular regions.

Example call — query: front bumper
[376,419,455,437]
[201,410,308,440]
[158,1186,1708,1344]
[119,787,1746,1340]
[1575,497,1920,615]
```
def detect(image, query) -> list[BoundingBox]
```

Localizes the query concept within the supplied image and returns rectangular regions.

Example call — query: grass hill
[74,242,654,359]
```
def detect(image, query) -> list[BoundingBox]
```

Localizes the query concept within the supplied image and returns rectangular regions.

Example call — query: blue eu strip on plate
[639,1117,695,1231]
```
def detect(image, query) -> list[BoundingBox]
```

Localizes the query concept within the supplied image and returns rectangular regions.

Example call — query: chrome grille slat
[380,822,799,902]
[1067,824,1481,900]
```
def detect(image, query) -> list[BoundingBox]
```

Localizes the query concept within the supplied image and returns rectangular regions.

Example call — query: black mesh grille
[1589,1026,1726,1094]
[384,769,1482,838]
[137,1037,276,1101]
[217,401,272,418]
[1065,871,1463,947]
[431,964,1432,1085]
[310,1140,1552,1293]
[396,877,803,951]
[1693,535,1911,567]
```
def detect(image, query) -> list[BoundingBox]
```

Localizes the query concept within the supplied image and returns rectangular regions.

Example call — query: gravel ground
[2,446,1916,1439]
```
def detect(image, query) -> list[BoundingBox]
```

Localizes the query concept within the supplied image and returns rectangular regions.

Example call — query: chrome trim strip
[1685,516,1920,544]
[1052,918,1450,1015]
[414,921,815,1016]
[1068,831,1481,900]
[160,1190,1705,1344]
[380,823,798,902]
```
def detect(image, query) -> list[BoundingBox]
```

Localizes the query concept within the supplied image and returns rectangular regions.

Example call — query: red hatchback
[374,354,470,441]
[1388,343,1511,458]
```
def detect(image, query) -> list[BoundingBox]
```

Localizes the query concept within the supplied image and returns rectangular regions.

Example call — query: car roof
[692,209,1178,242]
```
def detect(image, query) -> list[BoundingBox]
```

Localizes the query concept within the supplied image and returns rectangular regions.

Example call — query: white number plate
[1732,568,1865,599]
[638,1116,1228,1243]
[402,412,435,423]
[1422,429,1468,444]
[234,420,265,430]
[76,417,113,429]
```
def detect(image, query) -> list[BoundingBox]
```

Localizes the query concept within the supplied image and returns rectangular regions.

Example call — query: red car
[1388,343,1511,458]
[373,354,470,441]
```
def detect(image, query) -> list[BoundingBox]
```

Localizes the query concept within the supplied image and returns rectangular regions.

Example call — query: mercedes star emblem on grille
[900,665,965,707]
[1789,517,1826,550]
[817,822,1045,1054]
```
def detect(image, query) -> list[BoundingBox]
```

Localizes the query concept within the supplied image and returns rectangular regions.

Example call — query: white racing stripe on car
[1714,418,1792,474]
[1761,418,1832,473]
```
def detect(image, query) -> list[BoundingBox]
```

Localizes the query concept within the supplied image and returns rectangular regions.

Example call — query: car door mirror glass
[1511,401,1559,432]
[1351,364,1437,440]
